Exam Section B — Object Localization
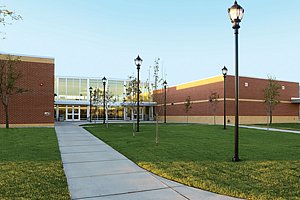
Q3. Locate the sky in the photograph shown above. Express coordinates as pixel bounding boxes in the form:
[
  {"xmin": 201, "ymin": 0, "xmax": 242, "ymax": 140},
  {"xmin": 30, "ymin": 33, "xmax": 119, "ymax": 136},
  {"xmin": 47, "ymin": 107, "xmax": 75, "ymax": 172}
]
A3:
[{"xmin": 0, "ymin": 0, "xmax": 300, "ymax": 86}]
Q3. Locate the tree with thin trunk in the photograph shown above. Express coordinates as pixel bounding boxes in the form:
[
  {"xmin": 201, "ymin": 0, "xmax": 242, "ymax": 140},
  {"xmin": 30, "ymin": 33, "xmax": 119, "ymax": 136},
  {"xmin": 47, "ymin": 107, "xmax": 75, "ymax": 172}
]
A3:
[
  {"xmin": 184, "ymin": 96, "xmax": 192, "ymax": 123},
  {"xmin": 124, "ymin": 75, "xmax": 139, "ymax": 135},
  {"xmin": 0, "ymin": 6, "xmax": 22, "ymax": 38},
  {"xmin": 0, "ymin": 56, "xmax": 27, "ymax": 128},
  {"xmin": 92, "ymin": 87, "xmax": 114, "ymax": 128},
  {"xmin": 263, "ymin": 76, "xmax": 281, "ymax": 126},
  {"xmin": 209, "ymin": 92, "xmax": 219, "ymax": 125},
  {"xmin": 152, "ymin": 58, "xmax": 163, "ymax": 145},
  {"xmin": 104, "ymin": 86, "xmax": 117, "ymax": 128}
]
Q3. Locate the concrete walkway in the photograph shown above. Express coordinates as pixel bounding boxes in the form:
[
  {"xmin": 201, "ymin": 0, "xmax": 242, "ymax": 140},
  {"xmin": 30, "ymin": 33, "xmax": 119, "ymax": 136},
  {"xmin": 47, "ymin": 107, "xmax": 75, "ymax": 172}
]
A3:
[
  {"xmin": 239, "ymin": 125, "xmax": 300, "ymax": 134},
  {"xmin": 55, "ymin": 122, "xmax": 238, "ymax": 200}
]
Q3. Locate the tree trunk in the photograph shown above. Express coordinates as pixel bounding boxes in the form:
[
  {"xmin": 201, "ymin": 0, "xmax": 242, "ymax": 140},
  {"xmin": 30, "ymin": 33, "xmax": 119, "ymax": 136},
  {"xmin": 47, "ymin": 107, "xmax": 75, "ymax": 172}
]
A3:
[
  {"xmin": 132, "ymin": 107, "xmax": 135, "ymax": 136},
  {"xmin": 186, "ymin": 112, "xmax": 189, "ymax": 124},
  {"xmin": 270, "ymin": 110, "xmax": 273, "ymax": 125},
  {"xmin": 214, "ymin": 112, "xmax": 216, "ymax": 125},
  {"xmin": 4, "ymin": 104, "xmax": 9, "ymax": 128},
  {"xmin": 106, "ymin": 107, "xmax": 108, "ymax": 128},
  {"xmin": 156, "ymin": 119, "xmax": 158, "ymax": 145}
]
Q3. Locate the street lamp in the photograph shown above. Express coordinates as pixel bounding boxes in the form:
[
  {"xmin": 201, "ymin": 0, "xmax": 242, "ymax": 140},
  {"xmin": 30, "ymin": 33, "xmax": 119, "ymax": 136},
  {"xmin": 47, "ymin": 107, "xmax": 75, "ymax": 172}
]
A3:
[
  {"xmin": 89, "ymin": 86, "xmax": 93, "ymax": 123},
  {"xmin": 134, "ymin": 55, "xmax": 143, "ymax": 132},
  {"xmin": 222, "ymin": 66, "xmax": 228, "ymax": 130},
  {"xmin": 228, "ymin": 0, "xmax": 244, "ymax": 162},
  {"xmin": 163, "ymin": 80, "xmax": 167, "ymax": 123},
  {"xmin": 102, "ymin": 77, "xmax": 107, "ymax": 124}
]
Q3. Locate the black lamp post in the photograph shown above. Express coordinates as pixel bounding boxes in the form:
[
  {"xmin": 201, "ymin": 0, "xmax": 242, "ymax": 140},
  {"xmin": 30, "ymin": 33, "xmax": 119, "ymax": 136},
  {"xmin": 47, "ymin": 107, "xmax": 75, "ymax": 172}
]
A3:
[
  {"xmin": 222, "ymin": 66, "xmax": 228, "ymax": 129},
  {"xmin": 89, "ymin": 87, "xmax": 93, "ymax": 123},
  {"xmin": 228, "ymin": 0, "xmax": 244, "ymax": 162},
  {"xmin": 102, "ymin": 77, "xmax": 107, "ymax": 124},
  {"xmin": 134, "ymin": 55, "xmax": 143, "ymax": 132},
  {"xmin": 163, "ymin": 80, "xmax": 167, "ymax": 123}
]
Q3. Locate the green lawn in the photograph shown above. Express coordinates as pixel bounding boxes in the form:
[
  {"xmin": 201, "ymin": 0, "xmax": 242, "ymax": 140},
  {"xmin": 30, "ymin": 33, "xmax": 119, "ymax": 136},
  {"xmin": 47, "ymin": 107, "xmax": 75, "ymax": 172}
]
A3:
[
  {"xmin": 0, "ymin": 128, "xmax": 70, "ymax": 199},
  {"xmin": 253, "ymin": 123, "xmax": 300, "ymax": 131},
  {"xmin": 85, "ymin": 123, "xmax": 300, "ymax": 200}
]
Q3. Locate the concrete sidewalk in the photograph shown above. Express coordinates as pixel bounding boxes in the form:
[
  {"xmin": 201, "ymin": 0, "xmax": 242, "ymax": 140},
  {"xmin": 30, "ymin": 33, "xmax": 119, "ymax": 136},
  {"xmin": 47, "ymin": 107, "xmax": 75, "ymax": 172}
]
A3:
[
  {"xmin": 239, "ymin": 125, "xmax": 300, "ymax": 134},
  {"xmin": 55, "ymin": 122, "xmax": 238, "ymax": 200}
]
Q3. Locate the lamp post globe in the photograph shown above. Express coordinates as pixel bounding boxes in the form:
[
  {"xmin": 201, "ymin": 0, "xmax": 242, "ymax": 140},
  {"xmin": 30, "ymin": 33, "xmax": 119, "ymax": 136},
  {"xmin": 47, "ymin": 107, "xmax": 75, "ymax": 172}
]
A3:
[
  {"xmin": 134, "ymin": 55, "xmax": 142, "ymax": 132},
  {"xmin": 222, "ymin": 66, "xmax": 228, "ymax": 77},
  {"xmin": 228, "ymin": 0, "xmax": 244, "ymax": 162},
  {"xmin": 134, "ymin": 55, "xmax": 143, "ymax": 69},
  {"xmin": 163, "ymin": 80, "xmax": 167, "ymax": 123},
  {"xmin": 102, "ymin": 77, "xmax": 107, "ymax": 124},
  {"xmin": 228, "ymin": 0, "xmax": 244, "ymax": 29},
  {"xmin": 89, "ymin": 86, "xmax": 93, "ymax": 123},
  {"xmin": 163, "ymin": 80, "xmax": 167, "ymax": 87}
]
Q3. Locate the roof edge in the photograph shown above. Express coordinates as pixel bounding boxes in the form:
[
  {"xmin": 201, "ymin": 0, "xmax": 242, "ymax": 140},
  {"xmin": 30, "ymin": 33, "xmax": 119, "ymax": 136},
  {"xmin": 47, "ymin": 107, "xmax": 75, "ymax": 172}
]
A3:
[
  {"xmin": 175, "ymin": 75, "xmax": 223, "ymax": 90},
  {"xmin": 0, "ymin": 53, "xmax": 54, "ymax": 64}
]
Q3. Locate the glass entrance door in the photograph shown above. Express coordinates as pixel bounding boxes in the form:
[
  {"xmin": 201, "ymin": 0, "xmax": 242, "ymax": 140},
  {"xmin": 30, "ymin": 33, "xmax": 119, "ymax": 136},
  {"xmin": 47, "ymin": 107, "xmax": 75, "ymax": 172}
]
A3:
[
  {"xmin": 66, "ymin": 106, "xmax": 81, "ymax": 121},
  {"xmin": 73, "ymin": 106, "xmax": 80, "ymax": 120}
]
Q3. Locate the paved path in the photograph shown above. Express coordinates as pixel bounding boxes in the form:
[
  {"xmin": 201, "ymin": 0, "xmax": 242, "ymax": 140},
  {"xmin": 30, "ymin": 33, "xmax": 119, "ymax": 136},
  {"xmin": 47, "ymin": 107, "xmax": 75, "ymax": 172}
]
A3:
[
  {"xmin": 239, "ymin": 125, "xmax": 300, "ymax": 134},
  {"xmin": 55, "ymin": 122, "xmax": 238, "ymax": 200}
]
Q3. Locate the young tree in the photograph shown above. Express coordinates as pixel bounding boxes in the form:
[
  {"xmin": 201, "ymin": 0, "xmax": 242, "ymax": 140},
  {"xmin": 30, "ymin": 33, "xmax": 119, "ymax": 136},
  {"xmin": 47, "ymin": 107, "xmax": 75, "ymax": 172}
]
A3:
[
  {"xmin": 152, "ymin": 58, "xmax": 163, "ymax": 145},
  {"xmin": 209, "ymin": 92, "xmax": 219, "ymax": 125},
  {"xmin": 92, "ymin": 87, "xmax": 115, "ymax": 127},
  {"xmin": 0, "ymin": 56, "xmax": 27, "ymax": 128},
  {"xmin": 124, "ymin": 75, "xmax": 139, "ymax": 135},
  {"xmin": 104, "ymin": 86, "xmax": 117, "ymax": 128},
  {"xmin": 91, "ymin": 88, "xmax": 101, "ymax": 120},
  {"xmin": 184, "ymin": 96, "xmax": 192, "ymax": 123},
  {"xmin": 0, "ymin": 6, "xmax": 22, "ymax": 38},
  {"xmin": 263, "ymin": 76, "xmax": 281, "ymax": 125}
]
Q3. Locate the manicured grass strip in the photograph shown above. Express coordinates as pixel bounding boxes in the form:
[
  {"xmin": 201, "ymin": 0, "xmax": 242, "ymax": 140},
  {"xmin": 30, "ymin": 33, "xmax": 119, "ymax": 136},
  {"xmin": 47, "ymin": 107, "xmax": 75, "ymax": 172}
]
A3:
[
  {"xmin": 0, "ymin": 161, "xmax": 69, "ymax": 199},
  {"xmin": 253, "ymin": 123, "xmax": 300, "ymax": 131},
  {"xmin": 0, "ymin": 128, "xmax": 70, "ymax": 199},
  {"xmin": 0, "ymin": 128, "xmax": 61, "ymax": 161},
  {"xmin": 85, "ymin": 123, "xmax": 300, "ymax": 200},
  {"xmin": 139, "ymin": 161, "xmax": 300, "ymax": 200}
]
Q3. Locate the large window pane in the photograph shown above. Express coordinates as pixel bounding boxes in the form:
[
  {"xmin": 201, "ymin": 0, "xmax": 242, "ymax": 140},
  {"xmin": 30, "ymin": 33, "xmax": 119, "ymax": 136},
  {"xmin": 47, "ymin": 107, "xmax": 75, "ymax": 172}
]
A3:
[{"xmin": 58, "ymin": 78, "xmax": 66, "ymax": 99}]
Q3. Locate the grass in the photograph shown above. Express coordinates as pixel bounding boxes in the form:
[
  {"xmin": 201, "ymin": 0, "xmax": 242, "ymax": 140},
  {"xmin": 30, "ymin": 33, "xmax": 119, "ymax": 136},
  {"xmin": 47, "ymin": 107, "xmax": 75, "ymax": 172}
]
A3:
[
  {"xmin": 85, "ymin": 123, "xmax": 300, "ymax": 200},
  {"xmin": 0, "ymin": 128, "xmax": 70, "ymax": 199},
  {"xmin": 252, "ymin": 123, "xmax": 300, "ymax": 131}
]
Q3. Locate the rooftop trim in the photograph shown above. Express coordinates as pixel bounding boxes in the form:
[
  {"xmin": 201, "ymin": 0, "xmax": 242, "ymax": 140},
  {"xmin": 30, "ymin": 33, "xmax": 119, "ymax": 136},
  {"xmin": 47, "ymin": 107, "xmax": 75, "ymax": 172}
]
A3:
[
  {"xmin": 0, "ymin": 53, "xmax": 54, "ymax": 64},
  {"xmin": 175, "ymin": 75, "xmax": 223, "ymax": 90}
]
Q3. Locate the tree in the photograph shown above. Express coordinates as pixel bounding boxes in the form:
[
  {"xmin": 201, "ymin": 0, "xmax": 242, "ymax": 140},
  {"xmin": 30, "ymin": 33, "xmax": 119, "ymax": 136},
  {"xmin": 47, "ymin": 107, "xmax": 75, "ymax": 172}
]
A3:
[
  {"xmin": 152, "ymin": 58, "xmax": 163, "ymax": 145},
  {"xmin": 0, "ymin": 56, "xmax": 27, "ymax": 128},
  {"xmin": 263, "ymin": 76, "xmax": 281, "ymax": 125},
  {"xmin": 184, "ymin": 96, "xmax": 192, "ymax": 123},
  {"xmin": 0, "ymin": 6, "xmax": 22, "ymax": 38},
  {"xmin": 209, "ymin": 92, "xmax": 219, "ymax": 125},
  {"xmin": 92, "ymin": 87, "xmax": 115, "ymax": 128},
  {"xmin": 124, "ymin": 75, "xmax": 139, "ymax": 135},
  {"xmin": 104, "ymin": 86, "xmax": 117, "ymax": 128}
]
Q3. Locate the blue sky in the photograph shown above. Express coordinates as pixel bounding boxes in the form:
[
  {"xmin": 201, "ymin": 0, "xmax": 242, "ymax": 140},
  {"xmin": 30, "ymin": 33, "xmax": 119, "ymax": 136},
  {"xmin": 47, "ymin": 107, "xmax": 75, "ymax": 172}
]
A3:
[{"xmin": 1, "ymin": 0, "xmax": 300, "ymax": 86}]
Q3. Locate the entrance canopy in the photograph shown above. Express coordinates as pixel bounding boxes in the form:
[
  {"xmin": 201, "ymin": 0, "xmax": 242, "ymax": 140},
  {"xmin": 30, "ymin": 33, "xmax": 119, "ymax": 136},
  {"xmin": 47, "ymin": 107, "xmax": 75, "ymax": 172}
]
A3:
[
  {"xmin": 55, "ymin": 100, "xmax": 89, "ymax": 106},
  {"xmin": 291, "ymin": 98, "xmax": 300, "ymax": 103}
]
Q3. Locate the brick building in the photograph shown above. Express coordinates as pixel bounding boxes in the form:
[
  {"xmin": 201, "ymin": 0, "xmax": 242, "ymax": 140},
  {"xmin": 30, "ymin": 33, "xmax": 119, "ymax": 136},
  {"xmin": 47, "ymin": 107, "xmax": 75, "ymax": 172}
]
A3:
[
  {"xmin": 0, "ymin": 54, "xmax": 54, "ymax": 127},
  {"xmin": 1, "ymin": 53, "xmax": 299, "ymax": 126},
  {"xmin": 155, "ymin": 76, "xmax": 300, "ymax": 124}
]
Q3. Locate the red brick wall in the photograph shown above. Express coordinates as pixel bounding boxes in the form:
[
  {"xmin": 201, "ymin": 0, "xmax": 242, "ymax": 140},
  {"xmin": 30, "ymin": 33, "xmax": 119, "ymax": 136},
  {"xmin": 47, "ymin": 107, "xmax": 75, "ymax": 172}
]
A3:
[
  {"xmin": 0, "ymin": 59, "xmax": 54, "ymax": 125},
  {"xmin": 155, "ymin": 76, "xmax": 299, "ymax": 117},
  {"xmin": 227, "ymin": 76, "xmax": 299, "ymax": 101}
]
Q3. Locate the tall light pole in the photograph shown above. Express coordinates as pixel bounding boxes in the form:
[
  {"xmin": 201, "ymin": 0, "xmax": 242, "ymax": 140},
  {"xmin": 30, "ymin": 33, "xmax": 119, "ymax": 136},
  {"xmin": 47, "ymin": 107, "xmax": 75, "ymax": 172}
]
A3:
[
  {"xmin": 228, "ymin": 0, "xmax": 244, "ymax": 162},
  {"xmin": 163, "ymin": 80, "xmax": 167, "ymax": 123},
  {"xmin": 89, "ymin": 87, "xmax": 93, "ymax": 123},
  {"xmin": 134, "ymin": 55, "xmax": 143, "ymax": 132},
  {"xmin": 222, "ymin": 66, "xmax": 228, "ymax": 129},
  {"xmin": 102, "ymin": 77, "xmax": 107, "ymax": 124}
]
